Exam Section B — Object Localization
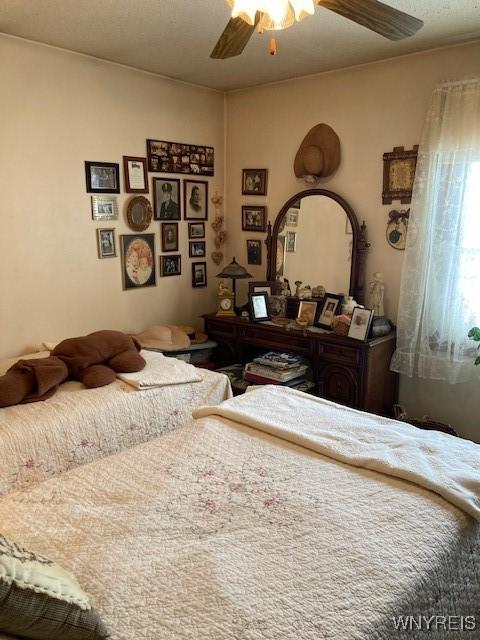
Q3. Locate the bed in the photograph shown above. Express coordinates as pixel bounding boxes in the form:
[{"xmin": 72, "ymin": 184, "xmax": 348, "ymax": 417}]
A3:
[
  {"xmin": 0, "ymin": 386, "xmax": 478, "ymax": 640},
  {"xmin": 0, "ymin": 350, "xmax": 231, "ymax": 496}
]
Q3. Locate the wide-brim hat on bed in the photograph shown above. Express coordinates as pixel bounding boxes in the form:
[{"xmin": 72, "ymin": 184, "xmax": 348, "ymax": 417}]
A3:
[
  {"xmin": 294, "ymin": 123, "xmax": 341, "ymax": 179},
  {"xmin": 134, "ymin": 326, "xmax": 191, "ymax": 352},
  {"xmin": 177, "ymin": 326, "xmax": 208, "ymax": 345}
]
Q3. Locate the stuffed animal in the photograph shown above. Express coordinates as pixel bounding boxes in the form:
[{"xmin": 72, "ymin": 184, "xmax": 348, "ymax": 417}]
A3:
[{"xmin": 0, "ymin": 330, "xmax": 145, "ymax": 408}]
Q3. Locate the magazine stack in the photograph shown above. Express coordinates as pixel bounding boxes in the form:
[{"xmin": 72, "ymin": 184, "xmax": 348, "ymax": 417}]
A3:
[{"xmin": 243, "ymin": 351, "xmax": 312, "ymax": 390}]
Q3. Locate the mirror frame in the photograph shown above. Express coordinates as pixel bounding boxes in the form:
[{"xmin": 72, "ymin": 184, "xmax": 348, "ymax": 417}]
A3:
[{"xmin": 266, "ymin": 189, "xmax": 369, "ymax": 304}]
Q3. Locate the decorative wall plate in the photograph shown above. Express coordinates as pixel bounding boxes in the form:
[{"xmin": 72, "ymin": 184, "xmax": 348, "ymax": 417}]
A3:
[
  {"xmin": 126, "ymin": 196, "xmax": 152, "ymax": 232},
  {"xmin": 386, "ymin": 209, "xmax": 410, "ymax": 250}
]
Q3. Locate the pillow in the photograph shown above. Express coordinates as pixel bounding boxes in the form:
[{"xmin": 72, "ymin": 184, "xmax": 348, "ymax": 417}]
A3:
[{"xmin": 0, "ymin": 533, "xmax": 108, "ymax": 640}]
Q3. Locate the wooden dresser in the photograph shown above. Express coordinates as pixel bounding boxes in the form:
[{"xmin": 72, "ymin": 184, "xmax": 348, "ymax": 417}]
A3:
[{"xmin": 204, "ymin": 314, "xmax": 398, "ymax": 416}]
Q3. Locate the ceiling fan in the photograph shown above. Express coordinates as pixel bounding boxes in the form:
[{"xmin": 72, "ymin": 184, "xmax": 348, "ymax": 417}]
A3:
[{"xmin": 211, "ymin": 0, "xmax": 424, "ymax": 59}]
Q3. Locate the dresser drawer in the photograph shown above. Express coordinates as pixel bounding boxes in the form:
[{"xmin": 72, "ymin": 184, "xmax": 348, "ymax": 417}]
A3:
[
  {"xmin": 205, "ymin": 320, "xmax": 236, "ymax": 339},
  {"xmin": 241, "ymin": 327, "xmax": 311, "ymax": 354},
  {"xmin": 318, "ymin": 342, "xmax": 359, "ymax": 365}
]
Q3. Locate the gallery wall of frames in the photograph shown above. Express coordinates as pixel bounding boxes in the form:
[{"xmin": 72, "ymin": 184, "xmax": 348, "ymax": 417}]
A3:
[{"xmin": 85, "ymin": 141, "xmax": 214, "ymax": 291}]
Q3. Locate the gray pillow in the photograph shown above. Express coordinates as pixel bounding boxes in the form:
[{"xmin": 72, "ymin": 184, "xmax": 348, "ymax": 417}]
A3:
[{"xmin": 0, "ymin": 534, "xmax": 108, "ymax": 640}]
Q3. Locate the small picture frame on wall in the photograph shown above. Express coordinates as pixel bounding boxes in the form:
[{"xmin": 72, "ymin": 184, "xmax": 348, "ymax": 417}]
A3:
[
  {"xmin": 192, "ymin": 261, "xmax": 207, "ymax": 288},
  {"xmin": 246, "ymin": 239, "xmax": 262, "ymax": 265},
  {"xmin": 315, "ymin": 293, "xmax": 343, "ymax": 330},
  {"xmin": 189, "ymin": 241, "xmax": 206, "ymax": 258},
  {"xmin": 121, "ymin": 234, "xmax": 156, "ymax": 290},
  {"xmin": 97, "ymin": 228, "xmax": 116, "ymax": 259},
  {"xmin": 188, "ymin": 222, "xmax": 205, "ymax": 239},
  {"xmin": 153, "ymin": 178, "xmax": 181, "ymax": 220},
  {"xmin": 161, "ymin": 223, "xmax": 179, "ymax": 252},
  {"xmin": 348, "ymin": 307, "xmax": 374, "ymax": 341},
  {"xmin": 242, "ymin": 169, "xmax": 268, "ymax": 196},
  {"xmin": 85, "ymin": 161, "xmax": 120, "ymax": 194},
  {"xmin": 91, "ymin": 195, "xmax": 119, "ymax": 221},
  {"xmin": 242, "ymin": 206, "xmax": 267, "ymax": 232},
  {"xmin": 123, "ymin": 156, "xmax": 148, "ymax": 194},
  {"xmin": 184, "ymin": 180, "xmax": 208, "ymax": 220},
  {"xmin": 160, "ymin": 254, "xmax": 182, "ymax": 277},
  {"xmin": 382, "ymin": 146, "xmax": 418, "ymax": 204}
]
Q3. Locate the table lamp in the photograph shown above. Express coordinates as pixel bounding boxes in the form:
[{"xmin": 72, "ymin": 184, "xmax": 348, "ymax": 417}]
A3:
[{"xmin": 216, "ymin": 257, "xmax": 252, "ymax": 313}]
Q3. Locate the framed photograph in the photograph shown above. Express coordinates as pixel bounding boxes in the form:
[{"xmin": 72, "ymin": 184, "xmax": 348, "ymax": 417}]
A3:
[
  {"xmin": 348, "ymin": 307, "xmax": 374, "ymax": 341},
  {"xmin": 248, "ymin": 280, "xmax": 277, "ymax": 297},
  {"xmin": 189, "ymin": 241, "xmax": 206, "ymax": 258},
  {"xmin": 160, "ymin": 254, "xmax": 182, "ymax": 277},
  {"xmin": 242, "ymin": 169, "xmax": 268, "ymax": 196},
  {"xmin": 188, "ymin": 222, "xmax": 205, "ymax": 239},
  {"xmin": 123, "ymin": 156, "xmax": 148, "ymax": 193},
  {"xmin": 297, "ymin": 301, "xmax": 317, "ymax": 327},
  {"xmin": 85, "ymin": 161, "xmax": 120, "ymax": 194},
  {"xmin": 121, "ymin": 234, "xmax": 156, "ymax": 290},
  {"xmin": 126, "ymin": 196, "xmax": 152, "ymax": 232},
  {"xmin": 242, "ymin": 206, "xmax": 267, "ymax": 232},
  {"xmin": 153, "ymin": 178, "xmax": 181, "ymax": 220},
  {"xmin": 382, "ymin": 145, "xmax": 418, "ymax": 204},
  {"xmin": 147, "ymin": 139, "xmax": 214, "ymax": 176},
  {"xmin": 248, "ymin": 292, "xmax": 270, "ymax": 322},
  {"xmin": 184, "ymin": 180, "xmax": 208, "ymax": 220},
  {"xmin": 161, "ymin": 223, "xmax": 179, "ymax": 252},
  {"xmin": 91, "ymin": 195, "xmax": 119, "ymax": 221},
  {"xmin": 286, "ymin": 231, "xmax": 297, "ymax": 253},
  {"xmin": 315, "ymin": 294, "xmax": 343, "ymax": 330},
  {"xmin": 246, "ymin": 239, "xmax": 262, "ymax": 265},
  {"xmin": 96, "ymin": 228, "xmax": 116, "ymax": 259},
  {"xmin": 192, "ymin": 261, "xmax": 207, "ymax": 288},
  {"xmin": 286, "ymin": 208, "xmax": 299, "ymax": 227}
]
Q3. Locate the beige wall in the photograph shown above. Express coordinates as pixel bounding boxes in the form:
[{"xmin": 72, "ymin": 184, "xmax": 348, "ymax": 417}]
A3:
[
  {"xmin": 225, "ymin": 41, "xmax": 480, "ymax": 441},
  {"xmin": 0, "ymin": 35, "xmax": 224, "ymax": 358}
]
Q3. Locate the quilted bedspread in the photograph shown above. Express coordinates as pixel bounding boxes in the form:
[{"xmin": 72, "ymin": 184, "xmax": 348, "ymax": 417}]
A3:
[
  {"xmin": 0, "ymin": 364, "xmax": 231, "ymax": 496},
  {"xmin": 0, "ymin": 397, "xmax": 478, "ymax": 639}
]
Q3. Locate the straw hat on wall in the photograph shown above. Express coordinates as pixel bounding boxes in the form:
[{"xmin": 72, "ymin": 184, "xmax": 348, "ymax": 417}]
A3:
[{"xmin": 294, "ymin": 124, "xmax": 341, "ymax": 181}]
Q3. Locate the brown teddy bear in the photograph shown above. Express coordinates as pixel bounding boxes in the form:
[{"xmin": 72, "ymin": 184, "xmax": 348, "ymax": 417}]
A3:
[{"xmin": 0, "ymin": 330, "xmax": 145, "ymax": 408}]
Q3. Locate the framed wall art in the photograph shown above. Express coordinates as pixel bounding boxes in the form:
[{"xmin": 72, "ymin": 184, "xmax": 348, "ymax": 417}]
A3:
[
  {"xmin": 147, "ymin": 139, "xmax": 214, "ymax": 176},
  {"xmin": 189, "ymin": 241, "xmax": 206, "ymax": 258},
  {"xmin": 153, "ymin": 178, "xmax": 181, "ymax": 220},
  {"xmin": 315, "ymin": 293, "xmax": 343, "ymax": 330},
  {"xmin": 242, "ymin": 169, "xmax": 268, "ymax": 196},
  {"xmin": 161, "ymin": 223, "xmax": 179, "ymax": 252},
  {"xmin": 126, "ymin": 196, "xmax": 152, "ymax": 232},
  {"xmin": 286, "ymin": 207, "xmax": 299, "ymax": 227},
  {"xmin": 91, "ymin": 195, "xmax": 119, "ymax": 221},
  {"xmin": 184, "ymin": 180, "xmax": 208, "ymax": 220},
  {"xmin": 382, "ymin": 145, "xmax": 418, "ymax": 204},
  {"xmin": 96, "ymin": 228, "xmax": 116, "ymax": 259},
  {"xmin": 192, "ymin": 261, "xmax": 207, "ymax": 288},
  {"xmin": 123, "ymin": 156, "xmax": 148, "ymax": 194},
  {"xmin": 85, "ymin": 161, "xmax": 120, "ymax": 194},
  {"xmin": 188, "ymin": 222, "xmax": 205, "ymax": 239},
  {"xmin": 242, "ymin": 206, "xmax": 267, "ymax": 232},
  {"xmin": 160, "ymin": 254, "xmax": 182, "ymax": 277},
  {"xmin": 121, "ymin": 234, "xmax": 156, "ymax": 290},
  {"xmin": 246, "ymin": 239, "xmax": 262, "ymax": 265},
  {"xmin": 286, "ymin": 231, "xmax": 297, "ymax": 253}
]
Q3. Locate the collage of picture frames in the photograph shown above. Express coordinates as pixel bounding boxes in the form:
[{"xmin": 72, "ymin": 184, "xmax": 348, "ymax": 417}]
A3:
[
  {"xmin": 86, "ymin": 139, "xmax": 214, "ymax": 291},
  {"xmin": 241, "ymin": 168, "xmax": 269, "ymax": 267}
]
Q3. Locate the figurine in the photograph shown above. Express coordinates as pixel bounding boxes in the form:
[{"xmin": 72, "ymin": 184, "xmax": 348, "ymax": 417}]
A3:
[
  {"xmin": 280, "ymin": 279, "xmax": 290, "ymax": 297},
  {"xmin": 218, "ymin": 281, "xmax": 231, "ymax": 297},
  {"xmin": 294, "ymin": 280, "xmax": 303, "ymax": 297},
  {"xmin": 369, "ymin": 272, "xmax": 385, "ymax": 317},
  {"xmin": 312, "ymin": 285, "xmax": 326, "ymax": 298},
  {"xmin": 298, "ymin": 284, "xmax": 312, "ymax": 300}
]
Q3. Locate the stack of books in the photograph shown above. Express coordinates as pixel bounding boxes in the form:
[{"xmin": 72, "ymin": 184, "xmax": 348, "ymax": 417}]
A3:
[{"xmin": 243, "ymin": 352, "xmax": 309, "ymax": 387}]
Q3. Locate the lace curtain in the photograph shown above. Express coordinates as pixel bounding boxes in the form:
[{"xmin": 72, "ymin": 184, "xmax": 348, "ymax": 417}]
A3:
[{"xmin": 391, "ymin": 78, "xmax": 480, "ymax": 384}]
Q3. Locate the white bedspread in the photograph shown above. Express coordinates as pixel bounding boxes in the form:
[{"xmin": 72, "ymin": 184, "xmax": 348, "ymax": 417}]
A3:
[
  {"xmin": 117, "ymin": 351, "xmax": 202, "ymax": 389},
  {"xmin": 0, "ymin": 394, "xmax": 478, "ymax": 640},
  {"xmin": 194, "ymin": 385, "xmax": 480, "ymax": 520},
  {"xmin": 0, "ymin": 360, "xmax": 231, "ymax": 496}
]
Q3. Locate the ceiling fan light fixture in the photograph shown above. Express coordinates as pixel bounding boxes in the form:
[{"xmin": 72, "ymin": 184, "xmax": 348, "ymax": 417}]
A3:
[{"xmin": 226, "ymin": 0, "xmax": 315, "ymax": 30}]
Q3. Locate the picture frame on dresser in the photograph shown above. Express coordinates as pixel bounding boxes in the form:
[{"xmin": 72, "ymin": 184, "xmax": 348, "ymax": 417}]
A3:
[
  {"xmin": 348, "ymin": 307, "xmax": 374, "ymax": 341},
  {"xmin": 248, "ymin": 292, "xmax": 270, "ymax": 322},
  {"xmin": 315, "ymin": 294, "xmax": 343, "ymax": 330}
]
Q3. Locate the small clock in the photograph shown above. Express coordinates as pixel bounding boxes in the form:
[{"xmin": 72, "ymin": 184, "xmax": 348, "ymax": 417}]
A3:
[{"xmin": 217, "ymin": 292, "xmax": 235, "ymax": 316}]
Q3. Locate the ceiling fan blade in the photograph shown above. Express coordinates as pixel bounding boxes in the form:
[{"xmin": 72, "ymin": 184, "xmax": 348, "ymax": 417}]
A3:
[
  {"xmin": 317, "ymin": 0, "xmax": 423, "ymax": 40},
  {"xmin": 211, "ymin": 14, "xmax": 259, "ymax": 59}
]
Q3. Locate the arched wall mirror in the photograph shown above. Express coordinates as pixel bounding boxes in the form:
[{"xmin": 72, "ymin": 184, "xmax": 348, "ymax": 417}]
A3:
[{"xmin": 266, "ymin": 189, "xmax": 369, "ymax": 303}]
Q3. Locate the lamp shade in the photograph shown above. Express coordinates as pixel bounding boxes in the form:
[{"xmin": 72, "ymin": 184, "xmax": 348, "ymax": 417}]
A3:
[{"xmin": 216, "ymin": 257, "xmax": 252, "ymax": 280}]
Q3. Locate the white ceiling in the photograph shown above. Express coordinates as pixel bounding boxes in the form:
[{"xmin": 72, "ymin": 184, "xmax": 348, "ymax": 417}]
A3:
[{"xmin": 1, "ymin": 0, "xmax": 479, "ymax": 91}]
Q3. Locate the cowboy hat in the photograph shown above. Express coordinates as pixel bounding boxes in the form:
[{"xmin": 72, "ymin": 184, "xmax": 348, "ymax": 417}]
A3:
[
  {"xmin": 133, "ymin": 326, "xmax": 191, "ymax": 352},
  {"xmin": 294, "ymin": 123, "xmax": 341, "ymax": 180},
  {"xmin": 177, "ymin": 326, "xmax": 209, "ymax": 345}
]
